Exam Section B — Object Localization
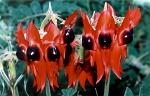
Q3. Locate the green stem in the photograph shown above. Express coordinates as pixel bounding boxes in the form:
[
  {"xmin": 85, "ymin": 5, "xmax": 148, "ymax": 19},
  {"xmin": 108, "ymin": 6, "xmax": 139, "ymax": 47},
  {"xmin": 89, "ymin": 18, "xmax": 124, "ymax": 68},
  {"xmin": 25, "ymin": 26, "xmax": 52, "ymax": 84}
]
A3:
[
  {"xmin": 19, "ymin": 13, "xmax": 46, "ymax": 22},
  {"xmin": 10, "ymin": 86, "xmax": 19, "ymax": 96},
  {"xmin": 104, "ymin": 72, "xmax": 111, "ymax": 96},
  {"xmin": 46, "ymin": 80, "xmax": 51, "ymax": 96},
  {"xmin": 75, "ymin": 80, "xmax": 79, "ymax": 90},
  {"xmin": 78, "ymin": 46, "xmax": 84, "ymax": 60},
  {"xmin": 8, "ymin": 61, "xmax": 19, "ymax": 96}
]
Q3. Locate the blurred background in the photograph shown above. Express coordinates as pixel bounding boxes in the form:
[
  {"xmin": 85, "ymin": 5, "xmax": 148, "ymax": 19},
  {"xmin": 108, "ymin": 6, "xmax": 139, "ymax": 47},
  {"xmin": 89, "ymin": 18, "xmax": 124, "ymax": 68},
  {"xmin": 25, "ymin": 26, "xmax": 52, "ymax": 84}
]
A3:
[{"xmin": 0, "ymin": 0, "xmax": 150, "ymax": 96}]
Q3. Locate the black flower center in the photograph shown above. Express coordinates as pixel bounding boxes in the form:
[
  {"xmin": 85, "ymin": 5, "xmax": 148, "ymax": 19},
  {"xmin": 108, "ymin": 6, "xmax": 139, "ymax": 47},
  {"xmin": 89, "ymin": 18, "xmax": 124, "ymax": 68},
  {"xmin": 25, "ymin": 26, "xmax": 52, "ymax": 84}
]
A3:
[
  {"xmin": 98, "ymin": 34, "xmax": 112, "ymax": 48},
  {"xmin": 64, "ymin": 28, "xmax": 75, "ymax": 44},
  {"xmin": 82, "ymin": 36, "xmax": 93, "ymax": 50},
  {"xmin": 27, "ymin": 47, "xmax": 40, "ymax": 61},
  {"xmin": 122, "ymin": 29, "xmax": 133, "ymax": 44},
  {"xmin": 64, "ymin": 44, "xmax": 73, "ymax": 65},
  {"xmin": 47, "ymin": 46, "xmax": 60, "ymax": 61},
  {"xmin": 16, "ymin": 46, "xmax": 26, "ymax": 61}
]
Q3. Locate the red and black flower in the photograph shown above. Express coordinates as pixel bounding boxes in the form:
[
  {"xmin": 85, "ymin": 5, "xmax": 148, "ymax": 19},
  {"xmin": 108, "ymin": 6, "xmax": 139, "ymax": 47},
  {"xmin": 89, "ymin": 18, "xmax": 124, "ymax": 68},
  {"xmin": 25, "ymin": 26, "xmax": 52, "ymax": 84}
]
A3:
[
  {"xmin": 16, "ymin": 21, "xmax": 47, "ymax": 91},
  {"xmin": 94, "ymin": 2, "xmax": 141, "ymax": 82},
  {"xmin": 16, "ymin": 10, "xmax": 79, "ymax": 91},
  {"xmin": 42, "ymin": 22, "xmax": 65, "ymax": 90},
  {"xmin": 59, "ymin": 10, "xmax": 79, "ymax": 83},
  {"xmin": 15, "ymin": 2, "xmax": 141, "ymax": 91}
]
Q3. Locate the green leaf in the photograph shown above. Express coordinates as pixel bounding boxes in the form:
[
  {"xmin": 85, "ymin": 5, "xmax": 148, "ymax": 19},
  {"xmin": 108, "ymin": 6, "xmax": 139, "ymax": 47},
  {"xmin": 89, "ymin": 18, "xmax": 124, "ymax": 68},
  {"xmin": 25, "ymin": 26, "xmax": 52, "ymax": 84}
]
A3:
[
  {"xmin": 0, "ymin": 2, "xmax": 8, "ymax": 14},
  {"xmin": 0, "ymin": 76, "xmax": 5, "ymax": 96},
  {"xmin": 30, "ymin": 1, "xmax": 42, "ymax": 14},
  {"xmin": 124, "ymin": 87, "xmax": 134, "ymax": 96},
  {"xmin": 0, "ymin": 37, "xmax": 8, "ymax": 48},
  {"xmin": 9, "ymin": 5, "xmax": 32, "ymax": 20},
  {"xmin": 45, "ymin": 80, "xmax": 51, "ymax": 96},
  {"xmin": 24, "ymin": 76, "xmax": 29, "ymax": 96},
  {"xmin": 139, "ymin": 75, "xmax": 150, "ymax": 96},
  {"xmin": 61, "ymin": 88, "xmax": 77, "ymax": 96}
]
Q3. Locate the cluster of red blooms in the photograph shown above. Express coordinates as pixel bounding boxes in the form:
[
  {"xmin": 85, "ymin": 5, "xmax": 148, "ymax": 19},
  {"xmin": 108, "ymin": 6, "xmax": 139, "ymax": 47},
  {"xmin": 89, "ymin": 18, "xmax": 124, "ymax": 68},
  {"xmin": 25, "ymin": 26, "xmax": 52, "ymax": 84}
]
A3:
[{"xmin": 15, "ymin": 3, "xmax": 141, "ymax": 91}]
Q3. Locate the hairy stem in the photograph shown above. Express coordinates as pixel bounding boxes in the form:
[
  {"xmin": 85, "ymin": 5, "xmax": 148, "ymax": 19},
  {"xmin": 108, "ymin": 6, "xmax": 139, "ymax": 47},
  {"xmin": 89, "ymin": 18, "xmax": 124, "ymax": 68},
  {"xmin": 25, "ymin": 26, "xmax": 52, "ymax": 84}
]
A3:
[
  {"xmin": 104, "ymin": 71, "xmax": 111, "ymax": 96},
  {"xmin": 46, "ymin": 80, "xmax": 51, "ymax": 96}
]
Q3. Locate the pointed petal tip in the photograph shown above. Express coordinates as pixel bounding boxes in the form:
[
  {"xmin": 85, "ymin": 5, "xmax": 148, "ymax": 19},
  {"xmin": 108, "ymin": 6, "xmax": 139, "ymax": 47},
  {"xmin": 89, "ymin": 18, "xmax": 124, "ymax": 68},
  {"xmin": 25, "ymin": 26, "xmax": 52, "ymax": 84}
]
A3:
[
  {"xmin": 103, "ymin": 2, "xmax": 108, "ymax": 11},
  {"xmin": 29, "ymin": 20, "xmax": 34, "ymax": 25},
  {"xmin": 103, "ymin": 2, "xmax": 111, "ymax": 12},
  {"xmin": 74, "ymin": 9, "xmax": 78, "ymax": 14},
  {"xmin": 27, "ymin": 20, "xmax": 34, "ymax": 29},
  {"xmin": 96, "ymin": 79, "xmax": 100, "ymax": 84},
  {"xmin": 96, "ymin": 75, "xmax": 103, "ymax": 84},
  {"xmin": 113, "ymin": 70, "xmax": 122, "ymax": 80},
  {"xmin": 17, "ymin": 22, "xmax": 22, "ymax": 28},
  {"xmin": 64, "ymin": 9, "xmax": 78, "ymax": 28},
  {"xmin": 80, "ymin": 10, "xmax": 85, "ymax": 17}
]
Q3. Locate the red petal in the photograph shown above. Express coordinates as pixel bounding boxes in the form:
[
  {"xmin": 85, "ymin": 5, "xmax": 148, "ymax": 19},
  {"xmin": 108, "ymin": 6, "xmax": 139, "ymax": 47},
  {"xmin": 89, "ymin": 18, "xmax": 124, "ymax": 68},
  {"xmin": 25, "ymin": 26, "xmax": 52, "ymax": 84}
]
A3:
[
  {"xmin": 95, "ymin": 8, "xmax": 115, "ymax": 39},
  {"xmin": 80, "ymin": 10, "xmax": 94, "ymax": 35},
  {"xmin": 87, "ymin": 72, "xmax": 94, "ymax": 86},
  {"xmin": 111, "ymin": 41, "xmax": 122, "ymax": 79},
  {"xmin": 64, "ymin": 10, "xmax": 78, "ymax": 28},
  {"xmin": 101, "ymin": 49, "xmax": 111, "ymax": 80},
  {"xmin": 47, "ymin": 62, "xmax": 59, "ymax": 90},
  {"xmin": 121, "ymin": 8, "xmax": 141, "ymax": 30},
  {"xmin": 15, "ymin": 22, "xmax": 28, "ymax": 49},
  {"xmin": 80, "ymin": 10, "xmax": 96, "ymax": 50},
  {"xmin": 90, "ymin": 50, "xmax": 96, "ymax": 67},
  {"xmin": 65, "ymin": 51, "xmax": 79, "ymax": 87},
  {"xmin": 103, "ymin": 2, "xmax": 116, "ymax": 18},
  {"xmin": 117, "ymin": 8, "xmax": 141, "ymax": 45},
  {"xmin": 121, "ymin": 45, "xmax": 127, "ymax": 59},
  {"xmin": 30, "ymin": 60, "xmax": 46, "ymax": 91},
  {"xmin": 43, "ymin": 22, "xmax": 60, "ymax": 43},
  {"xmin": 26, "ymin": 21, "xmax": 42, "ymax": 47},
  {"xmin": 79, "ymin": 71, "xmax": 87, "ymax": 90},
  {"xmin": 60, "ymin": 10, "xmax": 78, "ymax": 44},
  {"xmin": 29, "ymin": 64, "xmax": 40, "ymax": 91},
  {"xmin": 95, "ymin": 50, "xmax": 104, "ymax": 84},
  {"xmin": 94, "ymin": 12, "xmax": 100, "ymax": 27}
]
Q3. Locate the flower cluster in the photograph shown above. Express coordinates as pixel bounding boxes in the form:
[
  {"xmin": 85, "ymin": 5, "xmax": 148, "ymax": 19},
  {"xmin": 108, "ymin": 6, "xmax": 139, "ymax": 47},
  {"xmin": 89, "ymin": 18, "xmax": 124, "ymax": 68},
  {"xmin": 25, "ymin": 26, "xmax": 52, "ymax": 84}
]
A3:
[{"xmin": 15, "ymin": 2, "xmax": 141, "ymax": 91}]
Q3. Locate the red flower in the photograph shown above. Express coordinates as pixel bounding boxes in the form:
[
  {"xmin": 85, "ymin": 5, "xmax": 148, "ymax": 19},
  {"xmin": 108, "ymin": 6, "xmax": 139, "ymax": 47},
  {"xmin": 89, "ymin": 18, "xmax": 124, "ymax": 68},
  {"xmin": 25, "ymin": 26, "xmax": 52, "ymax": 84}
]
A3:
[
  {"xmin": 80, "ymin": 10, "xmax": 97, "ymax": 66},
  {"xmin": 59, "ymin": 10, "xmax": 79, "ymax": 85},
  {"xmin": 95, "ymin": 2, "xmax": 141, "ymax": 82},
  {"xmin": 65, "ymin": 10, "xmax": 100, "ymax": 90},
  {"xmin": 80, "ymin": 2, "xmax": 141, "ymax": 84},
  {"xmin": 74, "ymin": 51, "xmax": 95, "ymax": 90},
  {"xmin": 15, "ymin": 2, "xmax": 141, "ymax": 91},
  {"xmin": 16, "ymin": 21, "xmax": 46, "ymax": 91},
  {"xmin": 42, "ymin": 10, "xmax": 79, "ymax": 90},
  {"xmin": 42, "ymin": 22, "xmax": 65, "ymax": 90},
  {"xmin": 16, "ymin": 10, "xmax": 79, "ymax": 91},
  {"xmin": 113, "ymin": 6, "xmax": 141, "ymax": 78}
]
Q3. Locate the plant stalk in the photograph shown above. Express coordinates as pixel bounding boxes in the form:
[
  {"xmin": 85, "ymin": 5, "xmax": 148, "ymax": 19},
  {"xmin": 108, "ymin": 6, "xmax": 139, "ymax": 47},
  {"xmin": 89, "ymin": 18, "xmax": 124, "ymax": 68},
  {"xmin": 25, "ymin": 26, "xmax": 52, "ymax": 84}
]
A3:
[
  {"xmin": 46, "ymin": 80, "xmax": 51, "ymax": 96},
  {"xmin": 8, "ymin": 61, "xmax": 19, "ymax": 96},
  {"xmin": 104, "ymin": 71, "xmax": 111, "ymax": 96}
]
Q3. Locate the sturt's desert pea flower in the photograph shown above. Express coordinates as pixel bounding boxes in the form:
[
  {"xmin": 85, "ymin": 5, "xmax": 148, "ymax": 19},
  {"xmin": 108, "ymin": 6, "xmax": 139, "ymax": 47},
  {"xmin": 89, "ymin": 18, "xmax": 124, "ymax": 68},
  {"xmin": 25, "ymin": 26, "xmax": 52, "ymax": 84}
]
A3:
[
  {"xmin": 16, "ymin": 10, "xmax": 79, "ymax": 91},
  {"xmin": 16, "ymin": 21, "xmax": 47, "ymax": 91},
  {"xmin": 94, "ymin": 2, "xmax": 141, "ymax": 82},
  {"xmin": 15, "ymin": 2, "xmax": 141, "ymax": 91}
]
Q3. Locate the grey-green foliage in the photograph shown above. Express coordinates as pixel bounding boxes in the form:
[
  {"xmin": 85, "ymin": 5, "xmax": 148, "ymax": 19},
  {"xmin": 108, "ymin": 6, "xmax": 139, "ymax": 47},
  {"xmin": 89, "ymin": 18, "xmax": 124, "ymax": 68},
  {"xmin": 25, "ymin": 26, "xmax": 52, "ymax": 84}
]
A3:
[
  {"xmin": 62, "ymin": 88, "xmax": 77, "ymax": 96},
  {"xmin": 124, "ymin": 87, "xmax": 134, "ymax": 96},
  {"xmin": 9, "ymin": 4, "xmax": 32, "ymax": 20},
  {"xmin": 0, "ymin": 0, "xmax": 150, "ymax": 96},
  {"xmin": 139, "ymin": 75, "xmax": 150, "ymax": 96},
  {"xmin": 30, "ymin": 0, "xmax": 42, "ymax": 14}
]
